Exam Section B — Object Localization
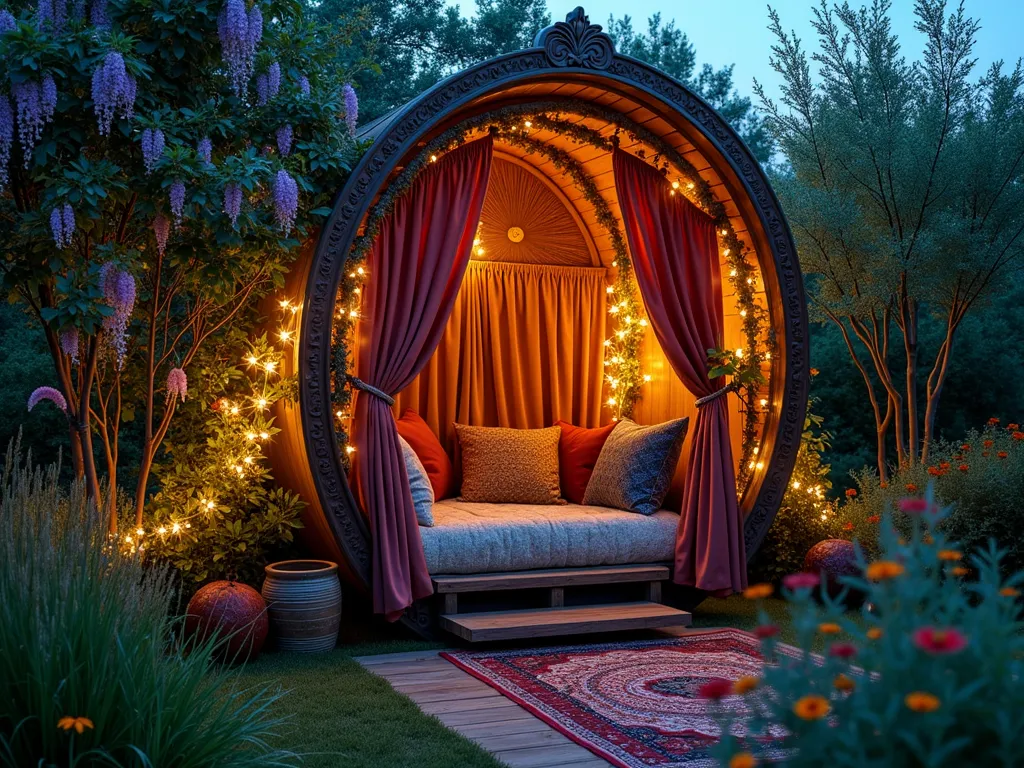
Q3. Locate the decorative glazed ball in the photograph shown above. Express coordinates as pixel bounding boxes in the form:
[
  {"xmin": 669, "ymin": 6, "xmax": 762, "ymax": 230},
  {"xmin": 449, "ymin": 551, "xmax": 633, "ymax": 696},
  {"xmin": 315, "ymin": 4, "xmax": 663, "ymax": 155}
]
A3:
[
  {"xmin": 185, "ymin": 581, "xmax": 269, "ymax": 662},
  {"xmin": 804, "ymin": 538, "xmax": 862, "ymax": 605}
]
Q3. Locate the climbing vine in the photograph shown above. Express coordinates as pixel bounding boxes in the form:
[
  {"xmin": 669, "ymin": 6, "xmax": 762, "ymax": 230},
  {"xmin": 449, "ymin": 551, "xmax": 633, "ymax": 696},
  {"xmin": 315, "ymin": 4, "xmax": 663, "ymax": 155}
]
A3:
[{"xmin": 331, "ymin": 100, "xmax": 771, "ymax": 483}]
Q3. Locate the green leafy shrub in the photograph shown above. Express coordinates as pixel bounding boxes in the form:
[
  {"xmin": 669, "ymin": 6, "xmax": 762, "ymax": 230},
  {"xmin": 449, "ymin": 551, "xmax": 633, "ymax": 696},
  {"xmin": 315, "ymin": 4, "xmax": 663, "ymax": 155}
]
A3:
[
  {"xmin": 0, "ymin": 447, "xmax": 296, "ymax": 766},
  {"xmin": 141, "ymin": 331, "xmax": 304, "ymax": 591},
  {"xmin": 840, "ymin": 421, "xmax": 1024, "ymax": 568},
  {"xmin": 714, "ymin": 487, "xmax": 1024, "ymax": 767},
  {"xmin": 749, "ymin": 405, "xmax": 841, "ymax": 584}
]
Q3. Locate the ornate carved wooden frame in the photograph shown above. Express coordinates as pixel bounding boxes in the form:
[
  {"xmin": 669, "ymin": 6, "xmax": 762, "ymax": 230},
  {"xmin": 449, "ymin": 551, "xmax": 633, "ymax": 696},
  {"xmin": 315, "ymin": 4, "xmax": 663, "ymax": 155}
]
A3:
[{"xmin": 298, "ymin": 7, "xmax": 809, "ymax": 602}]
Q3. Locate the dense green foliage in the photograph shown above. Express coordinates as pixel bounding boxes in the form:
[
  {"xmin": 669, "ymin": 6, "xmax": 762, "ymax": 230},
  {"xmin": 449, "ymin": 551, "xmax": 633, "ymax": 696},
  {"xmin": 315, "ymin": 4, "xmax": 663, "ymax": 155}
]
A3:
[
  {"xmin": 716, "ymin": 491, "xmax": 1024, "ymax": 766},
  {"xmin": 0, "ymin": 448, "xmax": 295, "ymax": 766},
  {"xmin": 141, "ymin": 330, "xmax": 304, "ymax": 590},
  {"xmin": 760, "ymin": 0, "xmax": 1024, "ymax": 477},
  {"xmin": 750, "ymin": 403, "xmax": 841, "ymax": 584}
]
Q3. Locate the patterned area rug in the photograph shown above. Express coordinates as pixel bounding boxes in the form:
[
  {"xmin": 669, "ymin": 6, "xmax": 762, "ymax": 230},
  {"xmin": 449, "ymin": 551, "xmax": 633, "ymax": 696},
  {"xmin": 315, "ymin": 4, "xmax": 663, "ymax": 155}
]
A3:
[{"xmin": 441, "ymin": 629, "xmax": 796, "ymax": 768}]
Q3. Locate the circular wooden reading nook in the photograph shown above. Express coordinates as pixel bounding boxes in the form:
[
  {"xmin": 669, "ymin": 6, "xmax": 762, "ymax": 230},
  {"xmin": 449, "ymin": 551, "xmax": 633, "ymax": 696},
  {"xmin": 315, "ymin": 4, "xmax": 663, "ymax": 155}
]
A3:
[{"xmin": 269, "ymin": 7, "xmax": 809, "ymax": 640}]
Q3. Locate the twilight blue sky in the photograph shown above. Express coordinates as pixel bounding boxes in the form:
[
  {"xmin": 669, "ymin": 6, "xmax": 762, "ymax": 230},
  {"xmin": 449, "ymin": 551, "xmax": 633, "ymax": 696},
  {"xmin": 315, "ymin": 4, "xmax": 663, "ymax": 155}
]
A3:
[{"xmin": 451, "ymin": 0, "xmax": 1023, "ymax": 106}]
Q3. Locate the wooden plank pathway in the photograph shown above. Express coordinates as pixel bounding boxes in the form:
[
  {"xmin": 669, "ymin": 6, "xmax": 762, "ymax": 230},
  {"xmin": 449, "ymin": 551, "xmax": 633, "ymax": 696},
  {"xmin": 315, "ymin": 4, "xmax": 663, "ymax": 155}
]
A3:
[{"xmin": 356, "ymin": 649, "xmax": 613, "ymax": 767}]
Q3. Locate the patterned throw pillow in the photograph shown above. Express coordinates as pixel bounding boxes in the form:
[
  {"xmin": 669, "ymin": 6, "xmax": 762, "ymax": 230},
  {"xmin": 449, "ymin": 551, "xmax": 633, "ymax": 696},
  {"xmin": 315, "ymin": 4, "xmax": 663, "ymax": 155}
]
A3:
[
  {"xmin": 398, "ymin": 435, "xmax": 435, "ymax": 526},
  {"xmin": 454, "ymin": 425, "xmax": 564, "ymax": 505},
  {"xmin": 582, "ymin": 418, "xmax": 690, "ymax": 515}
]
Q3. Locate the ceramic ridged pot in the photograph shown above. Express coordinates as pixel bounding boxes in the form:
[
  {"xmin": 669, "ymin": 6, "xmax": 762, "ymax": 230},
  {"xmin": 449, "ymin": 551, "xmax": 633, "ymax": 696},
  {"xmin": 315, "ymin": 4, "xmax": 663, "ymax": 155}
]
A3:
[{"xmin": 262, "ymin": 560, "xmax": 341, "ymax": 652}]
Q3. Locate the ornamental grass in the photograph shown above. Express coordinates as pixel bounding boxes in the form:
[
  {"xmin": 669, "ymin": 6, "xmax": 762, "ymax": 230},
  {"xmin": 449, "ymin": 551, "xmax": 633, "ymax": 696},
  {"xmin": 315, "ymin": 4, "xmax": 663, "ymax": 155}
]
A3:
[
  {"xmin": 0, "ymin": 446, "xmax": 297, "ymax": 767},
  {"xmin": 711, "ymin": 486, "xmax": 1024, "ymax": 766}
]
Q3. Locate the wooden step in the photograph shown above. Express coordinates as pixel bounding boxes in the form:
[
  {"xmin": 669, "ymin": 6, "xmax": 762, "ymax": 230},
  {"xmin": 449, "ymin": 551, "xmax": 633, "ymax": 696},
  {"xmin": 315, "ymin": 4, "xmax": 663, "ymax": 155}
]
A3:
[
  {"xmin": 432, "ymin": 564, "xmax": 670, "ymax": 594},
  {"xmin": 441, "ymin": 601, "xmax": 690, "ymax": 642}
]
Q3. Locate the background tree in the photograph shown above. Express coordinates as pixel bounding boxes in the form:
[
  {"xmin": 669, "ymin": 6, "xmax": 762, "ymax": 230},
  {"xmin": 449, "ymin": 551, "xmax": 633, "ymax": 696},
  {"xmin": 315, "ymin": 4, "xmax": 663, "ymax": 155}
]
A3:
[
  {"xmin": 607, "ymin": 13, "xmax": 774, "ymax": 165},
  {"xmin": 0, "ymin": 0, "xmax": 360, "ymax": 530},
  {"xmin": 759, "ymin": 0, "xmax": 1024, "ymax": 481},
  {"xmin": 309, "ymin": 0, "xmax": 549, "ymax": 123}
]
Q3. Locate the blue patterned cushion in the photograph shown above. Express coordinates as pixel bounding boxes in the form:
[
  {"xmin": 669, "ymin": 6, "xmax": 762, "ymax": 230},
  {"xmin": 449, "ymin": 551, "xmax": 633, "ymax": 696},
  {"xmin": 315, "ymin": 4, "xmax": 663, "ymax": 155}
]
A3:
[
  {"xmin": 399, "ymin": 435, "xmax": 435, "ymax": 526},
  {"xmin": 582, "ymin": 418, "xmax": 689, "ymax": 515}
]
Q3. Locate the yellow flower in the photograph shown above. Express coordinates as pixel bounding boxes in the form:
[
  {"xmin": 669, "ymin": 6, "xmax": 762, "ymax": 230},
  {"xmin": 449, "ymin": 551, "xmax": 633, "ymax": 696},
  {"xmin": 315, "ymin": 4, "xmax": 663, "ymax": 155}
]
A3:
[
  {"xmin": 833, "ymin": 673, "xmax": 856, "ymax": 692},
  {"xmin": 818, "ymin": 622, "xmax": 842, "ymax": 635},
  {"xmin": 937, "ymin": 550, "xmax": 962, "ymax": 561},
  {"xmin": 866, "ymin": 561, "xmax": 905, "ymax": 580},
  {"xmin": 793, "ymin": 694, "xmax": 831, "ymax": 720},
  {"xmin": 733, "ymin": 675, "xmax": 760, "ymax": 695},
  {"xmin": 743, "ymin": 583, "xmax": 774, "ymax": 600},
  {"xmin": 1000, "ymin": 587, "xmax": 1020, "ymax": 597},
  {"xmin": 951, "ymin": 566, "xmax": 969, "ymax": 577},
  {"xmin": 729, "ymin": 753, "xmax": 758, "ymax": 768},
  {"xmin": 57, "ymin": 716, "xmax": 94, "ymax": 734},
  {"xmin": 905, "ymin": 691, "xmax": 941, "ymax": 713},
  {"xmin": 866, "ymin": 627, "xmax": 883, "ymax": 640}
]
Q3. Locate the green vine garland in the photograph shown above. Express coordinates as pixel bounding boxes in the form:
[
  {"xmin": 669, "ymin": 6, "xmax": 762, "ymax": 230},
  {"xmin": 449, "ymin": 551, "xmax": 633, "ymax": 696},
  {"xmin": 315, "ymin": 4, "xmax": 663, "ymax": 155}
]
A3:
[{"xmin": 330, "ymin": 100, "xmax": 771, "ymax": 484}]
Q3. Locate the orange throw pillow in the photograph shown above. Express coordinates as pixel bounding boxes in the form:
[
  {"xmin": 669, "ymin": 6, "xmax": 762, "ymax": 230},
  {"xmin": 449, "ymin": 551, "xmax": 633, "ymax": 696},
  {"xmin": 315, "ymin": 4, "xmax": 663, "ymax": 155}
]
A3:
[
  {"xmin": 555, "ymin": 420, "xmax": 618, "ymax": 504},
  {"xmin": 396, "ymin": 410, "xmax": 453, "ymax": 500}
]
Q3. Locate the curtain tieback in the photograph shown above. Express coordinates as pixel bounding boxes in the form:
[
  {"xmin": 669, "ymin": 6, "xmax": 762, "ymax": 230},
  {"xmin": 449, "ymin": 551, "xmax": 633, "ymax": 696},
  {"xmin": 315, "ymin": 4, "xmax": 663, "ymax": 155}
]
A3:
[
  {"xmin": 695, "ymin": 384, "xmax": 732, "ymax": 408},
  {"xmin": 347, "ymin": 376, "xmax": 395, "ymax": 406}
]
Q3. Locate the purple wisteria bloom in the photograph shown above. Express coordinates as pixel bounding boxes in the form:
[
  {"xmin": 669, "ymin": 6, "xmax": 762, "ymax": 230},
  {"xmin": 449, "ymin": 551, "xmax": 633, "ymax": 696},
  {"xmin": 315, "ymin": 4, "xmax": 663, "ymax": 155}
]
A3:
[
  {"xmin": 49, "ymin": 203, "xmax": 75, "ymax": 248},
  {"xmin": 13, "ymin": 81, "xmax": 44, "ymax": 165},
  {"xmin": 89, "ymin": 0, "xmax": 108, "ymax": 27},
  {"xmin": 169, "ymin": 180, "xmax": 186, "ymax": 225},
  {"xmin": 60, "ymin": 327, "xmax": 79, "ymax": 362},
  {"xmin": 41, "ymin": 74, "xmax": 57, "ymax": 122},
  {"xmin": 218, "ymin": 0, "xmax": 262, "ymax": 97},
  {"xmin": 153, "ymin": 213, "xmax": 170, "ymax": 255},
  {"xmin": 223, "ymin": 182, "xmax": 242, "ymax": 227},
  {"xmin": 28, "ymin": 386, "xmax": 68, "ymax": 413},
  {"xmin": 343, "ymin": 83, "xmax": 358, "ymax": 136},
  {"xmin": 100, "ymin": 263, "xmax": 136, "ymax": 367},
  {"xmin": 91, "ymin": 52, "xmax": 136, "ymax": 135},
  {"xmin": 166, "ymin": 367, "xmax": 188, "ymax": 404},
  {"xmin": 276, "ymin": 123, "xmax": 292, "ymax": 156},
  {"xmin": 38, "ymin": 0, "xmax": 67, "ymax": 33},
  {"xmin": 0, "ymin": 9, "xmax": 16, "ymax": 33},
  {"xmin": 267, "ymin": 61, "xmax": 280, "ymax": 98},
  {"xmin": 272, "ymin": 169, "xmax": 298, "ymax": 233},
  {"xmin": 141, "ymin": 127, "xmax": 164, "ymax": 173},
  {"xmin": 197, "ymin": 135, "xmax": 212, "ymax": 165},
  {"xmin": 255, "ymin": 73, "xmax": 269, "ymax": 106},
  {"xmin": 0, "ymin": 96, "xmax": 13, "ymax": 191},
  {"xmin": 298, "ymin": 75, "xmax": 310, "ymax": 97}
]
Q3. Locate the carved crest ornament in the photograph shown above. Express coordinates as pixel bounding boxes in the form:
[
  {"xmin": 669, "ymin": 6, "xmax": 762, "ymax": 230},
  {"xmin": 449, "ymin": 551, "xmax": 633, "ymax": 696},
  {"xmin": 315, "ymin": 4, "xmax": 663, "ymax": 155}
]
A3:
[{"xmin": 534, "ymin": 6, "xmax": 615, "ymax": 70}]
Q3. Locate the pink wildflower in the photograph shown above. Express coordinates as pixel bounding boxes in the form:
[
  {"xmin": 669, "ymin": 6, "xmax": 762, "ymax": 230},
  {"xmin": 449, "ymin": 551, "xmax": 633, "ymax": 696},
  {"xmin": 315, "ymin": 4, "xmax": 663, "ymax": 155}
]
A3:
[
  {"xmin": 783, "ymin": 572, "xmax": 820, "ymax": 591},
  {"xmin": 912, "ymin": 626, "xmax": 968, "ymax": 655},
  {"xmin": 165, "ymin": 367, "xmax": 187, "ymax": 404}
]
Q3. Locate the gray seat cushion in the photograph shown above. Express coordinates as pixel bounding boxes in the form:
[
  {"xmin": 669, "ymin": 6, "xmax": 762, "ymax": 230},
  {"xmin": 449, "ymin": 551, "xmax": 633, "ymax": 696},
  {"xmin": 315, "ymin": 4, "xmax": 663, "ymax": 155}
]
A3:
[{"xmin": 420, "ymin": 499, "xmax": 678, "ymax": 574}]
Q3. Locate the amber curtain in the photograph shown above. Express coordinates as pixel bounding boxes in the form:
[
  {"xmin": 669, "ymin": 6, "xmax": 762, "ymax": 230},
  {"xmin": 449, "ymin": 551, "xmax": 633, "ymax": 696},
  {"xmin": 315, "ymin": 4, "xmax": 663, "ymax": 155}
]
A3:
[{"xmin": 396, "ymin": 260, "xmax": 608, "ymax": 455}]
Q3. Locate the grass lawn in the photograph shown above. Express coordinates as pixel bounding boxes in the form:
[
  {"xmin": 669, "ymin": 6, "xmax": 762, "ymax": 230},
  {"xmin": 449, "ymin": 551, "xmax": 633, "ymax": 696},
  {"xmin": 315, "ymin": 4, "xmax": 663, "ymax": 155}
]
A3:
[{"xmin": 234, "ymin": 596, "xmax": 805, "ymax": 767}]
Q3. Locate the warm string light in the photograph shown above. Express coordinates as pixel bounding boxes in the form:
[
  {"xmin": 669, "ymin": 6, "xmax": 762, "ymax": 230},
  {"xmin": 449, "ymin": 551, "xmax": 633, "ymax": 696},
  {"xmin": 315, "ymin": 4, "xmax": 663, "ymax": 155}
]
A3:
[{"xmin": 124, "ymin": 297, "xmax": 300, "ymax": 549}]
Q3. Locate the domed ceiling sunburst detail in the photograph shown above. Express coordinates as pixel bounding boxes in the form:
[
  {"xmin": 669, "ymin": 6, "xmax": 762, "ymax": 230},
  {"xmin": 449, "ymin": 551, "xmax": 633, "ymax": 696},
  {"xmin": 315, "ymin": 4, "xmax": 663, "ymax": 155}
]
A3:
[{"xmin": 476, "ymin": 157, "xmax": 595, "ymax": 266}]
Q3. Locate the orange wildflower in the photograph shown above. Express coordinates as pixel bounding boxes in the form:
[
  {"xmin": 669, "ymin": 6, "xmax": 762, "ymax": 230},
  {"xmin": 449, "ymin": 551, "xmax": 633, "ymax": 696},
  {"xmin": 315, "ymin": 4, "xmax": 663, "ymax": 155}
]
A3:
[
  {"xmin": 1009, "ymin": 423, "xmax": 1020, "ymax": 431},
  {"xmin": 733, "ymin": 675, "xmax": 760, "ymax": 695},
  {"xmin": 793, "ymin": 694, "xmax": 831, "ymax": 720},
  {"xmin": 958, "ymin": 464, "xmax": 969, "ymax": 472},
  {"xmin": 988, "ymin": 417, "xmax": 1001, "ymax": 426},
  {"xmin": 833, "ymin": 673, "xmax": 856, "ymax": 692},
  {"xmin": 905, "ymin": 691, "xmax": 941, "ymax": 713},
  {"xmin": 923, "ymin": 534, "xmax": 935, "ymax": 545},
  {"xmin": 939, "ymin": 461, "xmax": 951, "ymax": 470},
  {"xmin": 879, "ymin": 481, "xmax": 889, "ymax": 489},
  {"xmin": 810, "ymin": 368, "xmax": 820, "ymax": 376},
  {"xmin": 905, "ymin": 483, "xmax": 919, "ymax": 493},
  {"xmin": 843, "ymin": 522, "xmax": 855, "ymax": 531},
  {"xmin": 1000, "ymin": 587, "xmax": 1020, "ymax": 597},
  {"xmin": 951, "ymin": 566, "xmax": 969, "ymax": 577},
  {"xmin": 1014, "ymin": 432, "xmax": 1024, "ymax": 442},
  {"xmin": 866, "ymin": 627, "xmax": 883, "ymax": 640},
  {"xmin": 845, "ymin": 488, "xmax": 857, "ymax": 498},
  {"xmin": 961, "ymin": 443, "xmax": 972, "ymax": 451},
  {"xmin": 867, "ymin": 515, "xmax": 881, "ymax": 524},
  {"xmin": 984, "ymin": 439, "xmax": 994, "ymax": 448},
  {"xmin": 938, "ymin": 550, "xmax": 962, "ymax": 561},
  {"xmin": 57, "ymin": 716, "xmax": 94, "ymax": 734},
  {"xmin": 866, "ymin": 561, "xmax": 905, "ymax": 580},
  {"xmin": 729, "ymin": 754, "xmax": 758, "ymax": 768},
  {"xmin": 743, "ymin": 583, "xmax": 774, "ymax": 600},
  {"xmin": 998, "ymin": 451, "xmax": 1009, "ymax": 459},
  {"xmin": 818, "ymin": 622, "xmax": 842, "ymax": 634}
]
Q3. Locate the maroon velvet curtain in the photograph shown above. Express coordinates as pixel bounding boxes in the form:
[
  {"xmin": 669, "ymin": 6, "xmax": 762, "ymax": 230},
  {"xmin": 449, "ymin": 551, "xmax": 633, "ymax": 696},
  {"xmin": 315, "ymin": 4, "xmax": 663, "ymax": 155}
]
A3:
[
  {"xmin": 613, "ymin": 149, "xmax": 747, "ymax": 595},
  {"xmin": 351, "ymin": 136, "xmax": 493, "ymax": 619}
]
